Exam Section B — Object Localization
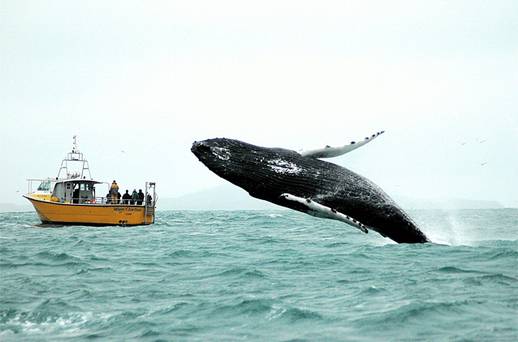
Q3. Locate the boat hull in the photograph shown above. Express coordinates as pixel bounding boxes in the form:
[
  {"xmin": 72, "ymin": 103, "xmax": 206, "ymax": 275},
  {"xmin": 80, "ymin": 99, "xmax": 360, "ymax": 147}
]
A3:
[{"xmin": 24, "ymin": 196, "xmax": 154, "ymax": 226}]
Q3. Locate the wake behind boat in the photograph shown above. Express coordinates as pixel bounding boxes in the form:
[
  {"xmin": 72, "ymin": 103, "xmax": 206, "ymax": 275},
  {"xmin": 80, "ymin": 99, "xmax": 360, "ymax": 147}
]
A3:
[{"xmin": 24, "ymin": 137, "xmax": 156, "ymax": 226}]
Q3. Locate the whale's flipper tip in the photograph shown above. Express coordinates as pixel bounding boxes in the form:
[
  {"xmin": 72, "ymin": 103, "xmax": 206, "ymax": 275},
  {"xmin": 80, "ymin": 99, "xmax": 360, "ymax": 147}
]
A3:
[{"xmin": 299, "ymin": 130, "xmax": 386, "ymax": 159}]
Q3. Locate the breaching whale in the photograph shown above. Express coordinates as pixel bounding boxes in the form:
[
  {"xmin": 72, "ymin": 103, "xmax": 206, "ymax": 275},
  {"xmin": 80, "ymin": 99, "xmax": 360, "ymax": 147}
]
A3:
[{"xmin": 191, "ymin": 132, "xmax": 429, "ymax": 243}]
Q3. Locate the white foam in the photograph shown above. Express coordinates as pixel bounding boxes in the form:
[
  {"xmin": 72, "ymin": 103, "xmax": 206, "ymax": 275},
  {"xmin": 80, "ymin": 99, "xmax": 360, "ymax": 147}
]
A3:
[
  {"xmin": 5, "ymin": 311, "xmax": 99, "ymax": 337},
  {"xmin": 268, "ymin": 213, "xmax": 283, "ymax": 218}
]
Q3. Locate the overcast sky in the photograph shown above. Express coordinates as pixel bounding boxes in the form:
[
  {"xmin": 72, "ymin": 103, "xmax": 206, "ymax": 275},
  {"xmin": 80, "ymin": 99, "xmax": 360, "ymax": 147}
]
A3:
[{"xmin": 1, "ymin": 1, "xmax": 517, "ymax": 207}]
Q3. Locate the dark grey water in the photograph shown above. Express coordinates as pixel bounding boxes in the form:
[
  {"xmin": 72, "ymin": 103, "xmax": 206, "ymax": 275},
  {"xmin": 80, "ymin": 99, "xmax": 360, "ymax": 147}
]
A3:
[{"xmin": 1, "ymin": 209, "xmax": 517, "ymax": 341}]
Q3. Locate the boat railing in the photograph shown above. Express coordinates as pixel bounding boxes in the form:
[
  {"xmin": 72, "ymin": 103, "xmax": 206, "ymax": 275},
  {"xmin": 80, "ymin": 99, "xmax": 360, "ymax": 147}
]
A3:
[{"xmin": 66, "ymin": 197, "xmax": 155, "ymax": 206}]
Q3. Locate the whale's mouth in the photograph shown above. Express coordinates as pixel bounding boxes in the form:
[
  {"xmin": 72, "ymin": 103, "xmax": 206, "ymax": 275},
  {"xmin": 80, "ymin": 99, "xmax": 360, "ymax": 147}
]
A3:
[
  {"xmin": 191, "ymin": 140, "xmax": 211, "ymax": 157},
  {"xmin": 192, "ymin": 140, "xmax": 232, "ymax": 163},
  {"xmin": 191, "ymin": 139, "xmax": 237, "ymax": 180}
]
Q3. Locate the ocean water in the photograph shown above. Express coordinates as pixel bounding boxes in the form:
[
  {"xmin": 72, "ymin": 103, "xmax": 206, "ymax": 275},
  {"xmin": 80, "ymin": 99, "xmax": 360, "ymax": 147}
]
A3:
[{"xmin": 1, "ymin": 209, "xmax": 517, "ymax": 341}]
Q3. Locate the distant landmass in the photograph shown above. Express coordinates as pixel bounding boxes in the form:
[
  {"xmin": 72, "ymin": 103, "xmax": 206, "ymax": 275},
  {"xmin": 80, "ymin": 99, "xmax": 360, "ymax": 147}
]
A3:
[
  {"xmin": 159, "ymin": 185, "xmax": 278, "ymax": 210},
  {"xmin": 158, "ymin": 184, "xmax": 507, "ymax": 211},
  {"xmin": 392, "ymin": 196, "xmax": 504, "ymax": 210}
]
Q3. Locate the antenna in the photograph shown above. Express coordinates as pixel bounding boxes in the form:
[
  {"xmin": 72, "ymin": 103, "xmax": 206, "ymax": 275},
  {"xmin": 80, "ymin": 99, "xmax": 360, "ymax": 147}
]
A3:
[{"xmin": 72, "ymin": 135, "xmax": 80, "ymax": 154}]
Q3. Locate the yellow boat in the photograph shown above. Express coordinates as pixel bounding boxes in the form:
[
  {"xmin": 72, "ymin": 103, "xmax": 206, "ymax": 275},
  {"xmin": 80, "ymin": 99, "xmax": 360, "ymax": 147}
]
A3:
[{"xmin": 24, "ymin": 137, "xmax": 156, "ymax": 226}]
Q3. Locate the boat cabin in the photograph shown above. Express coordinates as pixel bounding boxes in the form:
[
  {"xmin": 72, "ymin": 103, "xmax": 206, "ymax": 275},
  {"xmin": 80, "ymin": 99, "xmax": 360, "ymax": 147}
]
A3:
[{"xmin": 54, "ymin": 179, "xmax": 101, "ymax": 204}]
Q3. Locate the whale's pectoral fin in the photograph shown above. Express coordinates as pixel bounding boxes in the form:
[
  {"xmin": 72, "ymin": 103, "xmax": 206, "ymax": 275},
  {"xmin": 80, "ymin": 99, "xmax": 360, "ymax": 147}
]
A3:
[
  {"xmin": 280, "ymin": 193, "xmax": 368, "ymax": 234},
  {"xmin": 299, "ymin": 131, "xmax": 385, "ymax": 159}
]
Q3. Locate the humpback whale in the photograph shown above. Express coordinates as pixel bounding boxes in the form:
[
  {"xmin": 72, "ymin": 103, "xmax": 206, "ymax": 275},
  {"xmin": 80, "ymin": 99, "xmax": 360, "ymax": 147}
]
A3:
[{"xmin": 191, "ymin": 133, "xmax": 429, "ymax": 243}]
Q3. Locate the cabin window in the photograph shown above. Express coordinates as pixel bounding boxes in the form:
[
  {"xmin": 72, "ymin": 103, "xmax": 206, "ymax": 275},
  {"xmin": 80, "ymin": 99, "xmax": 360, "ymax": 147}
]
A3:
[
  {"xmin": 52, "ymin": 183, "xmax": 65, "ymax": 200},
  {"xmin": 78, "ymin": 183, "xmax": 93, "ymax": 191},
  {"xmin": 37, "ymin": 181, "xmax": 51, "ymax": 191}
]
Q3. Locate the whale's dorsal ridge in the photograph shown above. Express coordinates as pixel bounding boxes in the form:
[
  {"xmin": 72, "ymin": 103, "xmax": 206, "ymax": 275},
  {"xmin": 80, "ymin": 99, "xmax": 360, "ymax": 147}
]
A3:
[{"xmin": 299, "ymin": 130, "xmax": 385, "ymax": 159}]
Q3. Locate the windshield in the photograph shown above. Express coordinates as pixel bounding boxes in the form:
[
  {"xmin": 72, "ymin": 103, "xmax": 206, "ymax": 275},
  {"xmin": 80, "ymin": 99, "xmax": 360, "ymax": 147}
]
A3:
[{"xmin": 37, "ymin": 180, "xmax": 51, "ymax": 191}]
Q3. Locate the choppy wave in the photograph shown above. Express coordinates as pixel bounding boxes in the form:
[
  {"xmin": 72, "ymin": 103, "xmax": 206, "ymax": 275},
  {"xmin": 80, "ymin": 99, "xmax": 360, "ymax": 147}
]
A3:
[{"xmin": 1, "ymin": 209, "xmax": 517, "ymax": 341}]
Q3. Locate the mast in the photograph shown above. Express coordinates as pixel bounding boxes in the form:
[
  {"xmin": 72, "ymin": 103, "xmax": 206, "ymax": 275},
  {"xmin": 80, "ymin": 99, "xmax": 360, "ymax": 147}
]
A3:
[{"xmin": 57, "ymin": 136, "xmax": 92, "ymax": 179}]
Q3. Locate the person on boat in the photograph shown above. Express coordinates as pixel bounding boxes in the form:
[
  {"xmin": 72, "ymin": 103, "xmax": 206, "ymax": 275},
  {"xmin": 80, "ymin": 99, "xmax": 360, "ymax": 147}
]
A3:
[
  {"xmin": 146, "ymin": 193, "xmax": 153, "ymax": 205},
  {"xmin": 137, "ymin": 189, "xmax": 144, "ymax": 205},
  {"xmin": 106, "ymin": 192, "xmax": 111, "ymax": 204},
  {"xmin": 116, "ymin": 191, "xmax": 121, "ymax": 204},
  {"xmin": 131, "ymin": 189, "xmax": 138, "ymax": 205},
  {"xmin": 110, "ymin": 180, "xmax": 119, "ymax": 203},
  {"xmin": 73, "ymin": 187, "xmax": 80, "ymax": 204},
  {"xmin": 122, "ymin": 190, "xmax": 131, "ymax": 204}
]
